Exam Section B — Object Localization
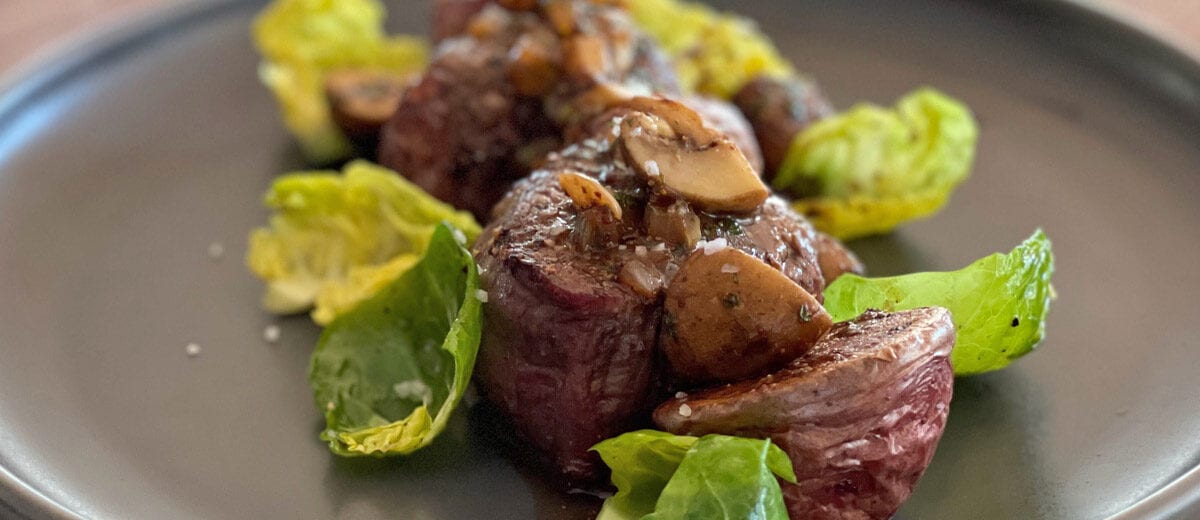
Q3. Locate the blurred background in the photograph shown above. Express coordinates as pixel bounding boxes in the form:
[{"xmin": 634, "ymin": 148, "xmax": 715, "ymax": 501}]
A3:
[{"xmin": 0, "ymin": 0, "xmax": 1199, "ymax": 75}]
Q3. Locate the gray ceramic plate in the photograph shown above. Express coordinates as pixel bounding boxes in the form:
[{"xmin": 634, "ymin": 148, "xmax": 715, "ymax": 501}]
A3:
[{"xmin": 3, "ymin": 0, "xmax": 1200, "ymax": 518}]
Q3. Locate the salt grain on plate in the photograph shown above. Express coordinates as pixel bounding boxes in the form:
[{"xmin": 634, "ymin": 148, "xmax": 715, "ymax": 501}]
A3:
[
  {"xmin": 263, "ymin": 324, "xmax": 281, "ymax": 343},
  {"xmin": 475, "ymin": 289, "xmax": 489, "ymax": 303},
  {"xmin": 207, "ymin": 242, "xmax": 224, "ymax": 260},
  {"xmin": 678, "ymin": 403, "xmax": 693, "ymax": 417},
  {"xmin": 185, "ymin": 342, "xmax": 202, "ymax": 357}
]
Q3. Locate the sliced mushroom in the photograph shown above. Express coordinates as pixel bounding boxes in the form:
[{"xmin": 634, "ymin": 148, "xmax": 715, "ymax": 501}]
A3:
[
  {"xmin": 548, "ymin": 81, "xmax": 644, "ymax": 131},
  {"xmin": 644, "ymin": 200, "xmax": 701, "ymax": 249},
  {"xmin": 571, "ymin": 206, "xmax": 622, "ymax": 249},
  {"xmin": 661, "ymin": 247, "xmax": 833, "ymax": 385},
  {"xmin": 563, "ymin": 34, "xmax": 609, "ymax": 81},
  {"xmin": 559, "ymin": 170, "xmax": 623, "ymax": 219},
  {"xmin": 324, "ymin": 69, "xmax": 412, "ymax": 148},
  {"xmin": 579, "ymin": 81, "xmax": 639, "ymax": 108},
  {"xmin": 618, "ymin": 258, "xmax": 664, "ymax": 298},
  {"xmin": 619, "ymin": 101, "xmax": 768, "ymax": 214},
  {"xmin": 541, "ymin": 0, "xmax": 576, "ymax": 36},
  {"xmin": 507, "ymin": 34, "xmax": 561, "ymax": 97},
  {"xmin": 466, "ymin": 5, "xmax": 509, "ymax": 39},
  {"xmin": 622, "ymin": 96, "xmax": 722, "ymax": 144}
]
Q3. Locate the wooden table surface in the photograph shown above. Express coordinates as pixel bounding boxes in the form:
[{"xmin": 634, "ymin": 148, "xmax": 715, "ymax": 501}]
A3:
[{"xmin": 1, "ymin": 0, "xmax": 1199, "ymax": 76}]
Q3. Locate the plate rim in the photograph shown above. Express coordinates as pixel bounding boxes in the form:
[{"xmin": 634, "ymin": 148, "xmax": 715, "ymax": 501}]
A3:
[
  {"xmin": 1, "ymin": 0, "xmax": 1198, "ymax": 518},
  {"xmin": 0, "ymin": 3, "xmax": 250, "ymax": 519}
]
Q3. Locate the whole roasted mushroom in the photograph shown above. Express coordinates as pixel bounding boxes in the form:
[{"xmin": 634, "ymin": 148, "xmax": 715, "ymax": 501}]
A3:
[{"xmin": 661, "ymin": 247, "xmax": 832, "ymax": 385}]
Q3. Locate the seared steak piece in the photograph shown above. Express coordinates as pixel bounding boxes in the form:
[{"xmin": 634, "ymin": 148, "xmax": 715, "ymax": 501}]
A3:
[
  {"xmin": 814, "ymin": 231, "xmax": 865, "ymax": 284},
  {"xmin": 654, "ymin": 308, "xmax": 955, "ymax": 520},
  {"xmin": 473, "ymin": 101, "xmax": 826, "ymax": 481},
  {"xmin": 473, "ymin": 169, "xmax": 663, "ymax": 482},
  {"xmin": 379, "ymin": 1, "xmax": 682, "ymax": 221},
  {"xmin": 733, "ymin": 75, "xmax": 834, "ymax": 178},
  {"xmin": 379, "ymin": 6, "xmax": 560, "ymax": 220}
]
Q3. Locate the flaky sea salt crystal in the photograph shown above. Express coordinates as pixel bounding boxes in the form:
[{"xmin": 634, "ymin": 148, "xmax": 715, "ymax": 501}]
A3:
[
  {"xmin": 393, "ymin": 380, "xmax": 433, "ymax": 404},
  {"xmin": 207, "ymin": 242, "xmax": 225, "ymax": 260},
  {"xmin": 702, "ymin": 237, "xmax": 728, "ymax": 255},
  {"xmin": 263, "ymin": 325, "xmax": 281, "ymax": 343},
  {"xmin": 643, "ymin": 160, "xmax": 660, "ymax": 177}
]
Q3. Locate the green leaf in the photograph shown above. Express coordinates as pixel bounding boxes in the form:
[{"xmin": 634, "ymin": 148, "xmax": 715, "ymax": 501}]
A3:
[
  {"xmin": 776, "ymin": 88, "xmax": 978, "ymax": 239},
  {"xmin": 823, "ymin": 230, "xmax": 1055, "ymax": 375},
  {"xmin": 594, "ymin": 431, "xmax": 697, "ymax": 520},
  {"xmin": 253, "ymin": 0, "xmax": 428, "ymax": 163},
  {"xmin": 246, "ymin": 160, "xmax": 479, "ymax": 322},
  {"xmin": 593, "ymin": 431, "xmax": 795, "ymax": 520},
  {"xmin": 628, "ymin": 0, "xmax": 793, "ymax": 98},
  {"xmin": 308, "ymin": 224, "xmax": 482, "ymax": 456}
]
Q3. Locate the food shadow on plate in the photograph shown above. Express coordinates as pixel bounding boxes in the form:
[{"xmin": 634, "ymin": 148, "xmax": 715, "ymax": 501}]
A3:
[
  {"xmin": 466, "ymin": 400, "xmax": 606, "ymax": 520},
  {"xmin": 270, "ymin": 142, "xmax": 316, "ymax": 177},
  {"xmin": 272, "ymin": 138, "xmax": 383, "ymax": 175},
  {"xmin": 316, "ymin": 393, "xmax": 602, "ymax": 519},
  {"xmin": 845, "ymin": 233, "xmax": 937, "ymax": 277},
  {"xmin": 895, "ymin": 368, "xmax": 1054, "ymax": 519}
]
